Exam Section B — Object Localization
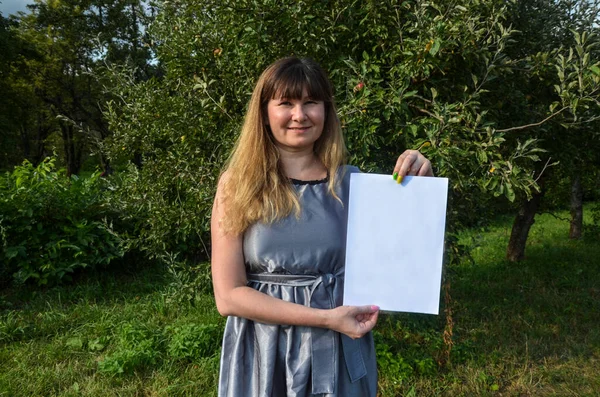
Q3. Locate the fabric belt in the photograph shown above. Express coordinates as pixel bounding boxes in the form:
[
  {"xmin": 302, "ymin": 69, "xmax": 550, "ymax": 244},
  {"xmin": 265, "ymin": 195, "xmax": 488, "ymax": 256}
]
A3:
[{"xmin": 246, "ymin": 271, "xmax": 368, "ymax": 394}]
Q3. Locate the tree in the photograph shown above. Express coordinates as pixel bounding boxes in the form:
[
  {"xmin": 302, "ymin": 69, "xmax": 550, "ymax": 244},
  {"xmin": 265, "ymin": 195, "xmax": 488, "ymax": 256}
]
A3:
[
  {"xmin": 5, "ymin": 0, "xmax": 155, "ymax": 175},
  {"xmin": 101, "ymin": 0, "xmax": 546, "ymax": 264},
  {"xmin": 0, "ymin": 12, "xmax": 50, "ymax": 169},
  {"xmin": 500, "ymin": 0, "xmax": 600, "ymax": 260}
]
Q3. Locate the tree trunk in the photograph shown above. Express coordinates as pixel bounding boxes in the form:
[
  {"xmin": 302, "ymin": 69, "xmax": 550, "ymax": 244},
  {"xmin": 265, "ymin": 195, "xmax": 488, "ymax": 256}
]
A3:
[
  {"xmin": 569, "ymin": 174, "xmax": 583, "ymax": 239},
  {"xmin": 20, "ymin": 125, "xmax": 31, "ymax": 160},
  {"xmin": 133, "ymin": 151, "xmax": 143, "ymax": 169},
  {"xmin": 506, "ymin": 189, "xmax": 545, "ymax": 262},
  {"xmin": 33, "ymin": 113, "xmax": 49, "ymax": 165},
  {"xmin": 61, "ymin": 123, "xmax": 82, "ymax": 176}
]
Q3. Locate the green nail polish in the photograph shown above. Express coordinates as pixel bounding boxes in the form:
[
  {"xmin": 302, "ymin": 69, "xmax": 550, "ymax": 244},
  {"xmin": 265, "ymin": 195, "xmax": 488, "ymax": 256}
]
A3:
[{"xmin": 392, "ymin": 172, "xmax": 398, "ymax": 181}]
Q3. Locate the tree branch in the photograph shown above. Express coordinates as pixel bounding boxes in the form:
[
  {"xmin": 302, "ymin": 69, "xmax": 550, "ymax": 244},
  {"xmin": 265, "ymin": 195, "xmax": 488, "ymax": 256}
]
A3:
[
  {"xmin": 539, "ymin": 211, "xmax": 570, "ymax": 222},
  {"xmin": 533, "ymin": 157, "xmax": 553, "ymax": 184},
  {"xmin": 496, "ymin": 107, "xmax": 568, "ymax": 132},
  {"xmin": 409, "ymin": 104, "xmax": 443, "ymax": 121}
]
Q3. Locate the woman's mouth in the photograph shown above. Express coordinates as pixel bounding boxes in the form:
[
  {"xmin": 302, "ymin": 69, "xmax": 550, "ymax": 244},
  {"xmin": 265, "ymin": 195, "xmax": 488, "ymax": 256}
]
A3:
[{"xmin": 288, "ymin": 126, "xmax": 310, "ymax": 132}]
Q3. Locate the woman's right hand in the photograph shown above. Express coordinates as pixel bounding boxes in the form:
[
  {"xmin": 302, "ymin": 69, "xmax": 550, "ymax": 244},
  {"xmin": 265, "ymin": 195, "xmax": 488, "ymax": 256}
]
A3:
[{"xmin": 328, "ymin": 305, "xmax": 380, "ymax": 339}]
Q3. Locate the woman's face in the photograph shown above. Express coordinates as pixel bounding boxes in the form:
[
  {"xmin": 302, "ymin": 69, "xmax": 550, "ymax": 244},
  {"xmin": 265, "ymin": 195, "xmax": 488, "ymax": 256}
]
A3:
[{"xmin": 266, "ymin": 89, "xmax": 325, "ymax": 152}]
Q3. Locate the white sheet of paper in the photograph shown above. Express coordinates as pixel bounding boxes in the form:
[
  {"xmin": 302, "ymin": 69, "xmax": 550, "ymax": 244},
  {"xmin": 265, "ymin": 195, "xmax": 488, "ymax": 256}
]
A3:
[{"xmin": 343, "ymin": 174, "xmax": 448, "ymax": 314}]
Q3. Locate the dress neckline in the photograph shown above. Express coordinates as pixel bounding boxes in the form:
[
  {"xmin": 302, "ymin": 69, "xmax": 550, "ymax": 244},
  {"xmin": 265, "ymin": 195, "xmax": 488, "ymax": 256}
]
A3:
[{"xmin": 289, "ymin": 173, "xmax": 329, "ymax": 186}]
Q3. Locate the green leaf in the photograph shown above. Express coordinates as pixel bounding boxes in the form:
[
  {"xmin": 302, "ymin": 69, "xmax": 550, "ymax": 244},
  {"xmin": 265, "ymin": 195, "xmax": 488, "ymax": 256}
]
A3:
[
  {"xmin": 88, "ymin": 338, "xmax": 106, "ymax": 352},
  {"xmin": 66, "ymin": 337, "xmax": 83, "ymax": 349},
  {"xmin": 505, "ymin": 184, "xmax": 515, "ymax": 202},
  {"xmin": 476, "ymin": 150, "xmax": 488, "ymax": 163},
  {"xmin": 429, "ymin": 39, "xmax": 441, "ymax": 56}
]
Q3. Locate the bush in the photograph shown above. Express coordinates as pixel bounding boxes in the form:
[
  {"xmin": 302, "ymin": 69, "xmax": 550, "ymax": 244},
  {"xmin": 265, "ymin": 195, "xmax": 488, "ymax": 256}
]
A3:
[
  {"xmin": 166, "ymin": 323, "xmax": 221, "ymax": 362},
  {"xmin": 98, "ymin": 323, "xmax": 161, "ymax": 375},
  {"xmin": 97, "ymin": 321, "xmax": 221, "ymax": 376},
  {"xmin": 164, "ymin": 257, "xmax": 213, "ymax": 305},
  {"xmin": 0, "ymin": 157, "xmax": 124, "ymax": 286}
]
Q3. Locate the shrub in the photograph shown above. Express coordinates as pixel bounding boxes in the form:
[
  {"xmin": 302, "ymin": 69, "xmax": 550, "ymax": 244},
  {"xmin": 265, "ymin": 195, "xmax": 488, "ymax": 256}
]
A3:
[
  {"xmin": 166, "ymin": 323, "xmax": 221, "ymax": 362},
  {"xmin": 97, "ymin": 321, "xmax": 221, "ymax": 376},
  {"xmin": 98, "ymin": 323, "xmax": 161, "ymax": 375},
  {"xmin": 0, "ymin": 157, "xmax": 124, "ymax": 286},
  {"xmin": 164, "ymin": 256, "xmax": 213, "ymax": 305}
]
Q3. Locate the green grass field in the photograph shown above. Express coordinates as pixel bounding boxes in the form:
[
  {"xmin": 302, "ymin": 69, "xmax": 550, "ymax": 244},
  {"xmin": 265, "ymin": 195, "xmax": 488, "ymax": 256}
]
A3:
[{"xmin": 1, "ymin": 208, "xmax": 599, "ymax": 396}]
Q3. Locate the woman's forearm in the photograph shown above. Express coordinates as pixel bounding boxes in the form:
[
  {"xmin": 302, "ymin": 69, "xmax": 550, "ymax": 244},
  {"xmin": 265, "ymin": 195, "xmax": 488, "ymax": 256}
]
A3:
[{"xmin": 215, "ymin": 285, "xmax": 331, "ymax": 328}]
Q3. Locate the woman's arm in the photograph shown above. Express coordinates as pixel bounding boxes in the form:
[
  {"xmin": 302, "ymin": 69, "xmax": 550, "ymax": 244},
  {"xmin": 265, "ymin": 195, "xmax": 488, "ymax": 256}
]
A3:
[{"xmin": 210, "ymin": 175, "xmax": 378, "ymax": 339}]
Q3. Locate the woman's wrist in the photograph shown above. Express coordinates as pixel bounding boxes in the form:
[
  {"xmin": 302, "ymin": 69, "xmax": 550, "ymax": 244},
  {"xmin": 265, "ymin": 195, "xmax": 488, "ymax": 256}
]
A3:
[{"xmin": 317, "ymin": 307, "xmax": 334, "ymax": 330}]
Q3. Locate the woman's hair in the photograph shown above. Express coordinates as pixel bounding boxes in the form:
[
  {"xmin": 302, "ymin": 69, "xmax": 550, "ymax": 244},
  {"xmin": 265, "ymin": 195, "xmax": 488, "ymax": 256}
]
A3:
[{"xmin": 219, "ymin": 57, "xmax": 347, "ymax": 234}]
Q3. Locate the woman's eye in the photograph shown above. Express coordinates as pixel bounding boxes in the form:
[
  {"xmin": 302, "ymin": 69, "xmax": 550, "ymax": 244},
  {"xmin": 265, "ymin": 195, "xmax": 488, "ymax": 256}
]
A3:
[{"xmin": 279, "ymin": 101, "xmax": 292, "ymax": 106}]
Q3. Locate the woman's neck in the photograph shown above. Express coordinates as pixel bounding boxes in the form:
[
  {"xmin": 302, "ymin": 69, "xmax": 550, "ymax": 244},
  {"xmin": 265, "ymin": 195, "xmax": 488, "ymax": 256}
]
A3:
[{"xmin": 278, "ymin": 148, "xmax": 326, "ymax": 181}]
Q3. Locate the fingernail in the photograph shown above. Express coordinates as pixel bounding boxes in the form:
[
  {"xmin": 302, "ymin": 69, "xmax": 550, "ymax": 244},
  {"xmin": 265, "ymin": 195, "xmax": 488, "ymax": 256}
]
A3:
[
  {"xmin": 371, "ymin": 305, "xmax": 380, "ymax": 311},
  {"xmin": 396, "ymin": 175, "xmax": 403, "ymax": 184},
  {"xmin": 392, "ymin": 172, "xmax": 398, "ymax": 181}
]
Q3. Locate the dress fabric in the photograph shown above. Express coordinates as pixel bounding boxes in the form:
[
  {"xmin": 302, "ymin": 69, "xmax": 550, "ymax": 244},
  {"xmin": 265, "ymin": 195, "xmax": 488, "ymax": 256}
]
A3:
[{"xmin": 218, "ymin": 165, "xmax": 377, "ymax": 397}]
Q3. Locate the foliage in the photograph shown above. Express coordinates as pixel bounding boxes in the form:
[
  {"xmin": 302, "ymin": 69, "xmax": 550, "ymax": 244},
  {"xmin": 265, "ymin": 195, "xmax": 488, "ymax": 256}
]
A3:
[
  {"xmin": 0, "ymin": 0, "xmax": 156, "ymax": 174},
  {"xmin": 1, "ymin": 209, "xmax": 599, "ymax": 395},
  {"xmin": 166, "ymin": 323, "xmax": 222, "ymax": 362},
  {"xmin": 98, "ymin": 323, "xmax": 161, "ymax": 375},
  {"xmin": 0, "ymin": 157, "xmax": 124, "ymax": 286},
  {"xmin": 102, "ymin": 152, "xmax": 218, "ymax": 263},
  {"xmin": 164, "ymin": 257, "xmax": 213, "ymax": 305},
  {"xmin": 102, "ymin": 0, "xmax": 557, "ymax": 265},
  {"xmin": 0, "ymin": 12, "xmax": 45, "ymax": 170},
  {"xmin": 2, "ymin": 0, "xmax": 598, "ymax": 269},
  {"xmin": 584, "ymin": 202, "xmax": 600, "ymax": 238},
  {"xmin": 95, "ymin": 320, "xmax": 222, "ymax": 376},
  {"xmin": 374, "ymin": 316, "xmax": 444, "ymax": 385}
]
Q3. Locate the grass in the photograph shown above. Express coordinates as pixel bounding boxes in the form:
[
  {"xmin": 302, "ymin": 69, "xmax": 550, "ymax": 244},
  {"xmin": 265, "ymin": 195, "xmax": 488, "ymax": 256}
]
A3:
[{"xmin": 1, "ymin": 207, "xmax": 599, "ymax": 396}]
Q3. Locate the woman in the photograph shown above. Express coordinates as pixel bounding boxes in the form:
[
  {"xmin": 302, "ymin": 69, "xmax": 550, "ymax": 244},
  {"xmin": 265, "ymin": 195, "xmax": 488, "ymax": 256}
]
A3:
[{"xmin": 211, "ymin": 57, "xmax": 433, "ymax": 397}]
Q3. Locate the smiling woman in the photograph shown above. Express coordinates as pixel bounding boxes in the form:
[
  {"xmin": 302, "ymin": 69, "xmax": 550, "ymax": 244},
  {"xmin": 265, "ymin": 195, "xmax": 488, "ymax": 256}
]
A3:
[{"xmin": 210, "ymin": 57, "xmax": 433, "ymax": 397}]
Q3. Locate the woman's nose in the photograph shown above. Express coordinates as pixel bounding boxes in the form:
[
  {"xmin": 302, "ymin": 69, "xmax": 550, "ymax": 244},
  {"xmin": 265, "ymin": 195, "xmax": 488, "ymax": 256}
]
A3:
[{"xmin": 292, "ymin": 105, "xmax": 307, "ymax": 121}]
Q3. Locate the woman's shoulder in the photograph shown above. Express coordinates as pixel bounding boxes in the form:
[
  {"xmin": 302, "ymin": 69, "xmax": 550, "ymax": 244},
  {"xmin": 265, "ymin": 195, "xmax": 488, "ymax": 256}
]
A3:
[
  {"xmin": 343, "ymin": 164, "xmax": 361, "ymax": 174},
  {"xmin": 336, "ymin": 164, "xmax": 361, "ymax": 180}
]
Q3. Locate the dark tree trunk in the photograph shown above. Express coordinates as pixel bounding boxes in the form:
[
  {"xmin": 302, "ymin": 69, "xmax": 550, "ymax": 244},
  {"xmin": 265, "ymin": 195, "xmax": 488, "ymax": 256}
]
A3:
[
  {"xmin": 20, "ymin": 125, "xmax": 31, "ymax": 160},
  {"xmin": 133, "ymin": 151, "xmax": 143, "ymax": 169},
  {"xmin": 33, "ymin": 113, "xmax": 49, "ymax": 165},
  {"xmin": 61, "ymin": 124, "xmax": 82, "ymax": 176},
  {"xmin": 506, "ymin": 188, "xmax": 545, "ymax": 262},
  {"xmin": 569, "ymin": 174, "xmax": 583, "ymax": 239},
  {"xmin": 99, "ymin": 153, "xmax": 113, "ymax": 176}
]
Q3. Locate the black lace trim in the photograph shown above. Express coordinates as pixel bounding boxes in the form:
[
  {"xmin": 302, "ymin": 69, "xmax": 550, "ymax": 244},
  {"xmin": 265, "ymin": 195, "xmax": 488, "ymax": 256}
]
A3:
[{"xmin": 289, "ymin": 174, "xmax": 329, "ymax": 185}]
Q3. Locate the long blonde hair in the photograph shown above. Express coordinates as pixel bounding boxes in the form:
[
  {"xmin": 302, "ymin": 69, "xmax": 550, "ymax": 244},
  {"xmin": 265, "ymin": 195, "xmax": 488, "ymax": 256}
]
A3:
[{"xmin": 220, "ymin": 57, "xmax": 347, "ymax": 234}]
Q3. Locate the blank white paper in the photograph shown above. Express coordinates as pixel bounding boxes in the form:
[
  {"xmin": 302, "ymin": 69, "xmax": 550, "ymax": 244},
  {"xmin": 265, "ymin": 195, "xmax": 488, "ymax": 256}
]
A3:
[{"xmin": 343, "ymin": 174, "xmax": 448, "ymax": 314}]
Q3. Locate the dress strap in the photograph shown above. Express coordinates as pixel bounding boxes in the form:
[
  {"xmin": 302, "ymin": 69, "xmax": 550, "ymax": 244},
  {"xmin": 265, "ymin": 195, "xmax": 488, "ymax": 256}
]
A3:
[{"xmin": 246, "ymin": 271, "xmax": 367, "ymax": 394}]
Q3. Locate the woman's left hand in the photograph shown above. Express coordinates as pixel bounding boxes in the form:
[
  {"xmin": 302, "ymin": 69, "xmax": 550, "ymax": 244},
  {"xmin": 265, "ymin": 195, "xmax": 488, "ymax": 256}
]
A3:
[{"xmin": 393, "ymin": 149, "xmax": 434, "ymax": 180}]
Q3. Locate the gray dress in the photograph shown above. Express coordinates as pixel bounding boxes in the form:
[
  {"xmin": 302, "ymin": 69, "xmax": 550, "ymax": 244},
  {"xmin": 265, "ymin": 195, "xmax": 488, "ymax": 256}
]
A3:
[{"xmin": 218, "ymin": 165, "xmax": 377, "ymax": 397}]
